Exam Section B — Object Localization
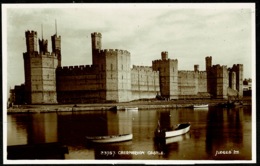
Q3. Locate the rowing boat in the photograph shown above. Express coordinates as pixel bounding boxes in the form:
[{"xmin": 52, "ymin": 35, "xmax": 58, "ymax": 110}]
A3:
[
  {"xmin": 155, "ymin": 123, "xmax": 191, "ymax": 138},
  {"xmin": 86, "ymin": 134, "xmax": 133, "ymax": 143}
]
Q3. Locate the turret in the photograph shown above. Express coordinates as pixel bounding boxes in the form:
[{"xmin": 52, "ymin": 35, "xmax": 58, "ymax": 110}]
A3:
[
  {"xmin": 161, "ymin": 51, "xmax": 168, "ymax": 60},
  {"xmin": 39, "ymin": 39, "xmax": 48, "ymax": 54},
  {"xmin": 91, "ymin": 32, "xmax": 102, "ymax": 51},
  {"xmin": 194, "ymin": 64, "xmax": 199, "ymax": 72},
  {"xmin": 91, "ymin": 32, "xmax": 102, "ymax": 65},
  {"xmin": 51, "ymin": 20, "xmax": 61, "ymax": 67},
  {"xmin": 205, "ymin": 56, "xmax": 212, "ymax": 71},
  {"xmin": 25, "ymin": 30, "xmax": 38, "ymax": 53}
]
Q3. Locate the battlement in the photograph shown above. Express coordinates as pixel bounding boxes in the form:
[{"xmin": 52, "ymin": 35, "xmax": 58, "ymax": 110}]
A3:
[
  {"xmin": 91, "ymin": 32, "xmax": 102, "ymax": 37},
  {"xmin": 152, "ymin": 59, "xmax": 178, "ymax": 63},
  {"xmin": 205, "ymin": 56, "xmax": 212, "ymax": 60},
  {"xmin": 97, "ymin": 49, "xmax": 130, "ymax": 55},
  {"xmin": 232, "ymin": 64, "xmax": 243, "ymax": 69},
  {"xmin": 25, "ymin": 30, "xmax": 37, "ymax": 36},
  {"xmin": 52, "ymin": 34, "xmax": 61, "ymax": 39},
  {"xmin": 56, "ymin": 65, "xmax": 98, "ymax": 75},
  {"xmin": 59, "ymin": 65, "xmax": 95, "ymax": 70},
  {"xmin": 25, "ymin": 51, "xmax": 58, "ymax": 58},
  {"xmin": 212, "ymin": 64, "xmax": 228, "ymax": 70},
  {"xmin": 132, "ymin": 65, "xmax": 154, "ymax": 71},
  {"xmin": 179, "ymin": 70, "xmax": 206, "ymax": 75},
  {"xmin": 161, "ymin": 51, "xmax": 168, "ymax": 60},
  {"xmin": 132, "ymin": 65, "xmax": 159, "ymax": 75}
]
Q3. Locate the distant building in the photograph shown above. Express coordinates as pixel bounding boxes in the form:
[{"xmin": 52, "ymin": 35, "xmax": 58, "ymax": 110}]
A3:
[{"xmin": 10, "ymin": 29, "xmax": 244, "ymax": 104}]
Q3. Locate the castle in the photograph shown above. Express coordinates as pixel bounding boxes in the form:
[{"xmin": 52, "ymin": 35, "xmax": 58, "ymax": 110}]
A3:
[{"xmin": 10, "ymin": 29, "xmax": 243, "ymax": 104}]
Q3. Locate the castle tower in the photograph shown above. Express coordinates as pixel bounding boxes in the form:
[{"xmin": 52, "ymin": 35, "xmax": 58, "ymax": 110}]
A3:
[
  {"xmin": 232, "ymin": 64, "xmax": 244, "ymax": 98},
  {"xmin": 205, "ymin": 56, "xmax": 213, "ymax": 94},
  {"xmin": 97, "ymin": 49, "xmax": 131, "ymax": 102},
  {"xmin": 91, "ymin": 32, "xmax": 102, "ymax": 65},
  {"xmin": 152, "ymin": 52, "xmax": 178, "ymax": 100},
  {"xmin": 24, "ymin": 31, "xmax": 38, "ymax": 103},
  {"xmin": 23, "ymin": 30, "xmax": 58, "ymax": 104},
  {"xmin": 51, "ymin": 34, "xmax": 61, "ymax": 67},
  {"xmin": 161, "ymin": 51, "xmax": 168, "ymax": 60},
  {"xmin": 194, "ymin": 64, "xmax": 199, "ymax": 72},
  {"xmin": 51, "ymin": 20, "xmax": 61, "ymax": 67},
  {"xmin": 205, "ymin": 56, "xmax": 212, "ymax": 71},
  {"xmin": 25, "ymin": 30, "xmax": 38, "ymax": 53},
  {"xmin": 214, "ymin": 65, "xmax": 229, "ymax": 99}
]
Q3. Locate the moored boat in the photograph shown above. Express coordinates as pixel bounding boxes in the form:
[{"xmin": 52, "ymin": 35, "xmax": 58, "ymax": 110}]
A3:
[
  {"xmin": 193, "ymin": 104, "xmax": 209, "ymax": 108},
  {"xmin": 86, "ymin": 133, "xmax": 133, "ymax": 143},
  {"xmin": 125, "ymin": 107, "xmax": 138, "ymax": 111},
  {"xmin": 155, "ymin": 123, "xmax": 191, "ymax": 139}
]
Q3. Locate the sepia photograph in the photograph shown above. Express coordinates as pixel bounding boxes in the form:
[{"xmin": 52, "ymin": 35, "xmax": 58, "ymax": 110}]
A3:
[{"xmin": 2, "ymin": 3, "xmax": 256, "ymax": 164}]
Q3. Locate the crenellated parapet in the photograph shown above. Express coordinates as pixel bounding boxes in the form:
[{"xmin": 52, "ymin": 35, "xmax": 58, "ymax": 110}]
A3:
[
  {"xmin": 97, "ymin": 49, "xmax": 130, "ymax": 56},
  {"xmin": 152, "ymin": 59, "xmax": 178, "ymax": 71},
  {"xmin": 25, "ymin": 30, "xmax": 37, "ymax": 36},
  {"xmin": 24, "ymin": 52, "xmax": 59, "ymax": 58},
  {"xmin": 211, "ymin": 64, "xmax": 228, "ymax": 77},
  {"xmin": 56, "ymin": 65, "xmax": 98, "ymax": 76},
  {"xmin": 152, "ymin": 59, "xmax": 178, "ymax": 64},
  {"xmin": 231, "ymin": 64, "xmax": 243, "ymax": 72},
  {"xmin": 131, "ymin": 65, "xmax": 159, "ymax": 74},
  {"xmin": 91, "ymin": 32, "xmax": 102, "ymax": 37}
]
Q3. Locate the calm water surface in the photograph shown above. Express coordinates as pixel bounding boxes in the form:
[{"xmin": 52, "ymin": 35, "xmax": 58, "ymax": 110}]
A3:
[{"xmin": 7, "ymin": 106, "xmax": 252, "ymax": 160}]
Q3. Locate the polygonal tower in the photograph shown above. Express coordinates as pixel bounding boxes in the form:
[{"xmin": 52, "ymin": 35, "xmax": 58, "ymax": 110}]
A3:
[
  {"xmin": 232, "ymin": 64, "xmax": 244, "ymax": 98},
  {"xmin": 152, "ymin": 51, "xmax": 178, "ymax": 100},
  {"xmin": 205, "ymin": 56, "xmax": 213, "ymax": 94},
  {"xmin": 23, "ymin": 29, "xmax": 59, "ymax": 104}
]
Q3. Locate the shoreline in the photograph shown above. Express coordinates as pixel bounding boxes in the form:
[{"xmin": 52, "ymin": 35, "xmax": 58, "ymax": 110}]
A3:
[{"xmin": 6, "ymin": 97, "xmax": 252, "ymax": 114}]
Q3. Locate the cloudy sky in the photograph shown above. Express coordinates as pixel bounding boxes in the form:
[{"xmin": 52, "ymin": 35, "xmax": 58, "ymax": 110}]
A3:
[{"xmin": 3, "ymin": 3, "xmax": 255, "ymax": 90}]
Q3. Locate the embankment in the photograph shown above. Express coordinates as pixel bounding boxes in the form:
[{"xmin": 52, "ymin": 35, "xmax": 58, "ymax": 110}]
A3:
[{"xmin": 7, "ymin": 97, "xmax": 251, "ymax": 114}]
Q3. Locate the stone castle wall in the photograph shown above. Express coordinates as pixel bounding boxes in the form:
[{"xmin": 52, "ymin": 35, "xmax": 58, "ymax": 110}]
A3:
[
  {"xmin": 131, "ymin": 65, "xmax": 160, "ymax": 100},
  {"xmin": 56, "ymin": 65, "xmax": 100, "ymax": 103},
  {"xmin": 178, "ymin": 70, "xmax": 207, "ymax": 99},
  {"xmin": 18, "ymin": 30, "xmax": 244, "ymax": 104}
]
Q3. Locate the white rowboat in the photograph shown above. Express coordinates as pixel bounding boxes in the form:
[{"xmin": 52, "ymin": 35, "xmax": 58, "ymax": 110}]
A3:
[
  {"xmin": 86, "ymin": 134, "xmax": 133, "ymax": 143},
  {"xmin": 125, "ymin": 107, "xmax": 138, "ymax": 111},
  {"xmin": 193, "ymin": 104, "xmax": 209, "ymax": 108},
  {"xmin": 155, "ymin": 123, "xmax": 191, "ymax": 138}
]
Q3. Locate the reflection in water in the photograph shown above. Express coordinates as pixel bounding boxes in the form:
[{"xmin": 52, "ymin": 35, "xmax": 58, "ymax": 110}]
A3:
[
  {"xmin": 7, "ymin": 115, "xmax": 28, "ymax": 145},
  {"xmin": 28, "ymin": 113, "xmax": 58, "ymax": 144},
  {"xmin": 7, "ymin": 106, "xmax": 252, "ymax": 160},
  {"xmin": 154, "ymin": 132, "xmax": 191, "ymax": 155},
  {"xmin": 206, "ymin": 107, "xmax": 248, "ymax": 160},
  {"xmin": 94, "ymin": 141, "xmax": 133, "ymax": 159}
]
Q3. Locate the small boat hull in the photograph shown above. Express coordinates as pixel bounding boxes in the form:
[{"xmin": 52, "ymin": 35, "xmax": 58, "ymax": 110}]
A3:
[
  {"xmin": 165, "ymin": 124, "xmax": 190, "ymax": 138},
  {"xmin": 155, "ymin": 123, "xmax": 191, "ymax": 139},
  {"xmin": 125, "ymin": 107, "xmax": 138, "ymax": 111},
  {"xmin": 86, "ymin": 134, "xmax": 133, "ymax": 143},
  {"xmin": 193, "ymin": 104, "xmax": 208, "ymax": 108}
]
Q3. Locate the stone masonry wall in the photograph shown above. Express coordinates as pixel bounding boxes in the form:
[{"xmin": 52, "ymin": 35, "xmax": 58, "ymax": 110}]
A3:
[
  {"xmin": 131, "ymin": 65, "xmax": 160, "ymax": 100},
  {"xmin": 56, "ymin": 65, "xmax": 101, "ymax": 103}
]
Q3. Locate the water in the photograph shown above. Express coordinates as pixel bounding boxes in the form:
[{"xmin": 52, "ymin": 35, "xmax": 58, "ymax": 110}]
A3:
[{"xmin": 6, "ymin": 106, "xmax": 252, "ymax": 160}]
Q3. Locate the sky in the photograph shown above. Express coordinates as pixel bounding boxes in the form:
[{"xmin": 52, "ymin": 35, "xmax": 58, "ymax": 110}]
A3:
[{"xmin": 3, "ymin": 3, "xmax": 255, "ymax": 90}]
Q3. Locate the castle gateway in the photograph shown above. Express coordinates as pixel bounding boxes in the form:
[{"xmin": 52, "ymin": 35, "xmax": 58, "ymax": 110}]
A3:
[{"xmin": 12, "ymin": 30, "xmax": 243, "ymax": 104}]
